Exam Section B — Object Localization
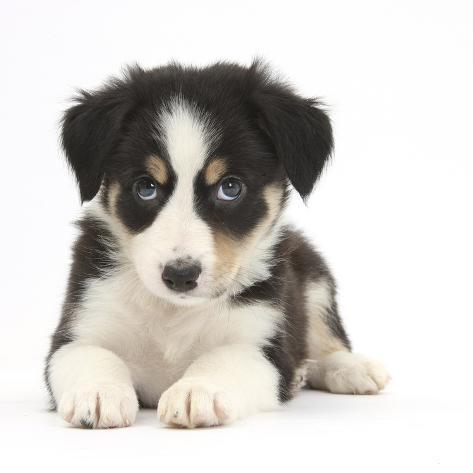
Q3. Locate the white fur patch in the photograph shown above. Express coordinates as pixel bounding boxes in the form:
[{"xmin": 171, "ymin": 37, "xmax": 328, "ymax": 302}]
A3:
[{"xmin": 158, "ymin": 97, "xmax": 219, "ymax": 179}]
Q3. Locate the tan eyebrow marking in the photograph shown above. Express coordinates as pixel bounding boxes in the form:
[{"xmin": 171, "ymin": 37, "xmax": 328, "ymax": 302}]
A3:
[
  {"xmin": 146, "ymin": 155, "xmax": 168, "ymax": 185},
  {"xmin": 204, "ymin": 158, "xmax": 227, "ymax": 186}
]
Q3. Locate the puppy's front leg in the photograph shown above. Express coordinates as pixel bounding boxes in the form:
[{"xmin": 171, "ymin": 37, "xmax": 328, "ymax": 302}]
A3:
[
  {"xmin": 47, "ymin": 343, "xmax": 139, "ymax": 428},
  {"xmin": 157, "ymin": 344, "xmax": 280, "ymax": 428}
]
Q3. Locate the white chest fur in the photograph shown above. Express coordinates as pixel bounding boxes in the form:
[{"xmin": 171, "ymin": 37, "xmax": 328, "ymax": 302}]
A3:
[{"xmin": 70, "ymin": 266, "xmax": 281, "ymax": 406}]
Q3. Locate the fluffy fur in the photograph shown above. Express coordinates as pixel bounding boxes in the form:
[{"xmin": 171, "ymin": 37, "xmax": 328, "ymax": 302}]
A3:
[{"xmin": 45, "ymin": 61, "xmax": 389, "ymax": 429}]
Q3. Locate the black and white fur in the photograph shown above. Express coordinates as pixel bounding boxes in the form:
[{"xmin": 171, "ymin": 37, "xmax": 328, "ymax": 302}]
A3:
[{"xmin": 45, "ymin": 61, "xmax": 389, "ymax": 429}]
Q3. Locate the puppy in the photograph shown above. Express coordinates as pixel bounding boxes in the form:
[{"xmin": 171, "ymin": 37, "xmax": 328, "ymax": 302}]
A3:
[{"xmin": 45, "ymin": 61, "xmax": 389, "ymax": 429}]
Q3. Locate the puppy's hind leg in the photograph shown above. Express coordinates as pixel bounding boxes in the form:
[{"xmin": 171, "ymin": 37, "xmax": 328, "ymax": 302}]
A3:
[{"xmin": 305, "ymin": 278, "xmax": 390, "ymax": 394}]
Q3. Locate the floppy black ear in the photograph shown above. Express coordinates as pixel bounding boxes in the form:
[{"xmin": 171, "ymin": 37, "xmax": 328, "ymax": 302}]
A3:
[
  {"xmin": 252, "ymin": 75, "xmax": 333, "ymax": 199},
  {"xmin": 61, "ymin": 82, "xmax": 133, "ymax": 202}
]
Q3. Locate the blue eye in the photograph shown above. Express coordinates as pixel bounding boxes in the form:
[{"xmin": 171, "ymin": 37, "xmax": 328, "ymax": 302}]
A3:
[
  {"xmin": 135, "ymin": 177, "xmax": 157, "ymax": 200},
  {"xmin": 217, "ymin": 177, "xmax": 243, "ymax": 201}
]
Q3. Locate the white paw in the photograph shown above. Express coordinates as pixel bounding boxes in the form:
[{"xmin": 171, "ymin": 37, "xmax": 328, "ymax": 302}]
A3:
[
  {"xmin": 310, "ymin": 352, "xmax": 390, "ymax": 394},
  {"xmin": 57, "ymin": 383, "xmax": 139, "ymax": 428},
  {"xmin": 157, "ymin": 378, "xmax": 236, "ymax": 428}
]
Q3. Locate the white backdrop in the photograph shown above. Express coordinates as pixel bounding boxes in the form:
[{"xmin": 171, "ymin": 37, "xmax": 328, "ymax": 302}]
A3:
[{"xmin": 1, "ymin": 0, "xmax": 472, "ymax": 471}]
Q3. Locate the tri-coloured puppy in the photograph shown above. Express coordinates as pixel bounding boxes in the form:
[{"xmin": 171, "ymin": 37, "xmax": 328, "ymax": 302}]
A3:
[{"xmin": 45, "ymin": 61, "xmax": 389, "ymax": 429}]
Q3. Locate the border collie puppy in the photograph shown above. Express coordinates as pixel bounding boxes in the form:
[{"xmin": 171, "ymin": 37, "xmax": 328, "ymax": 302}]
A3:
[{"xmin": 45, "ymin": 61, "xmax": 389, "ymax": 429}]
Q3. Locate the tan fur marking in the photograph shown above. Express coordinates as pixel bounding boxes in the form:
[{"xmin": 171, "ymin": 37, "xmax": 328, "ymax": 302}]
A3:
[
  {"xmin": 212, "ymin": 184, "xmax": 283, "ymax": 292},
  {"xmin": 306, "ymin": 280, "xmax": 348, "ymax": 359},
  {"xmin": 146, "ymin": 155, "xmax": 168, "ymax": 185},
  {"xmin": 262, "ymin": 184, "xmax": 284, "ymax": 223},
  {"xmin": 108, "ymin": 181, "xmax": 121, "ymax": 216},
  {"xmin": 213, "ymin": 232, "xmax": 240, "ymax": 287},
  {"xmin": 309, "ymin": 315, "xmax": 347, "ymax": 357},
  {"xmin": 204, "ymin": 158, "xmax": 227, "ymax": 185},
  {"xmin": 105, "ymin": 181, "xmax": 132, "ymax": 239}
]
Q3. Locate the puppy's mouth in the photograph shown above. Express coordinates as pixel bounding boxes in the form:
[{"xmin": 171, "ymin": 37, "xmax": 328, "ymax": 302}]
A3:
[{"xmin": 159, "ymin": 278, "xmax": 235, "ymax": 306}]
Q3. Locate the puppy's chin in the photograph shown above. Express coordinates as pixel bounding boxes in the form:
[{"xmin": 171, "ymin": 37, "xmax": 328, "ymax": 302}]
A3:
[{"xmin": 160, "ymin": 291, "xmax": 212, "ymax": 308}]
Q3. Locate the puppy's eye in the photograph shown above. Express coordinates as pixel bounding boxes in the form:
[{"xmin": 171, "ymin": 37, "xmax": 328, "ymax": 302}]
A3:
[
  {"xmin": 217, "ymin": 177, "xmax": 243, "ymax": 201},
  {"xmin": 134, "ymin": 177, "xmax": 158, "ymax": 200}
]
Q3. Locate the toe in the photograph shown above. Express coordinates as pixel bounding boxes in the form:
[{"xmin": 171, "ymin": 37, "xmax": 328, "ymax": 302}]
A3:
[
  {"xmin": 189, "ymin": 388, "xmax": 218, "ymax": 427},
  {"xmin": 367, "ymin": 361, "xmax": 391, "ymax": 390}
]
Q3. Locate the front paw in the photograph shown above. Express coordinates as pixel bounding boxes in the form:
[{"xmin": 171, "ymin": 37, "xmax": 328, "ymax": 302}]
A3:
[
  {"xmin": 57, "ymin": 383, "xmax": 138, "ymax": 429},
  {"xmin": 157, "ymin": 378, "xmax": 236, "ymax": 428}
]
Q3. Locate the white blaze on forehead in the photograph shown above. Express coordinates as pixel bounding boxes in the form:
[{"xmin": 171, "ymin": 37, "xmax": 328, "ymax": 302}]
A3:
[
  {"xmin": 155, "ymin": 98, "xmax": 216, "ymax": 246},
  {"xmin": 159, "ymin": 97, "xmax": 217, "ymax": 177},
  {"xmin": 153, "ymin": 97, "xmax": 217, "ymax": 257}
]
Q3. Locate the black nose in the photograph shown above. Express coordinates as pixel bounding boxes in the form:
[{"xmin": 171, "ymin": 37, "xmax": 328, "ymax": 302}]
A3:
[{"xmin": 162, "ymin": 260, "xmax": 202, "ymax": 292}]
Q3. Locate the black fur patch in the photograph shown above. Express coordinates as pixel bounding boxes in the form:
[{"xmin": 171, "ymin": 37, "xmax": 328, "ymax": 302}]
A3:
[
  {"xmin": 234, "ymin": 227, "xmax": 351, "ymax": 402},
  {"xmin": 44, "ymin": 216, "xmax": 119, "ymax": 403},
  {"xmin": 111, "ymin": 162, "xmax": 176, "ymax": 234},
  {"xmin": 80, "ymin": 418, "xmax": 94, "ymax": 429}
]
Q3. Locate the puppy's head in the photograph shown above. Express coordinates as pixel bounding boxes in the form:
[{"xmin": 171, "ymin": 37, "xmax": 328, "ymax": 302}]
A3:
[{"xmin": 62, "ymin": 62, "xmax": 333, "ymax": 305}]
